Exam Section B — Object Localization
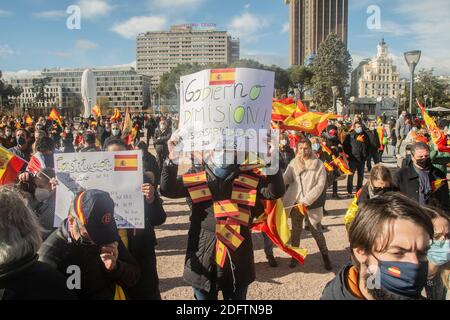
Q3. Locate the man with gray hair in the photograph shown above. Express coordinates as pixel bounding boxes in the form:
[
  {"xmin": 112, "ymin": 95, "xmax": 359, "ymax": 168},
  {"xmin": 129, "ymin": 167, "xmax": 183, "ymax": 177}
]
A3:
[
  {"xmin": 394, "ymin": 141, "xmax": 449, "ymax": 211},
  {"xmin": 0, "ymin": 186, "xmax": 75, "ymax": 300}
]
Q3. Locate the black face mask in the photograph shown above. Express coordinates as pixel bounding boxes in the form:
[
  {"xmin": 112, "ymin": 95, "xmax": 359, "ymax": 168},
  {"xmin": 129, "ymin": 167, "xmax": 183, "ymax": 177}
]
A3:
[
  {"xmin": 415, "ymin": 157, "xmax": 432, "ymax": 170},
  {"xmin": 16, "ymin": 136, "xmax": 26, "ymax": 146}
]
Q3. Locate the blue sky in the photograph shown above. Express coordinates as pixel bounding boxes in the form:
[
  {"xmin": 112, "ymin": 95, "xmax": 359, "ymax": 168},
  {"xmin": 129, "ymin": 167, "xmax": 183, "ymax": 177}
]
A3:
[{"xmin": 1, "ymin": 0, "xmax": 449, "ymax": 76}]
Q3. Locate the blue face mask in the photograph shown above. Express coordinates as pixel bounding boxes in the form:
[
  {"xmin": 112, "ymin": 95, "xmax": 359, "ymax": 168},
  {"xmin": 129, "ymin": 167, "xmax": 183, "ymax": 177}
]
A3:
[
  {"xmin": 312, "ymin": 143, "xmax": 321, "ymax": 152},
  {"xmin": 428, "ymin": 239, "xmax": 450, "ymax": 266},
  {"xmin": 378, "ymin": 260, "xmax": 428, "ymax": 299}
]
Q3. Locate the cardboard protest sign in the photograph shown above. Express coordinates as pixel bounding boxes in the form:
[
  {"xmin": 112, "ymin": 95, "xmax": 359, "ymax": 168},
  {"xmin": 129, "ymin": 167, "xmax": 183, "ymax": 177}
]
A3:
[
  {"xmin": 179, "ymin": 68, "xmax": 275, "ymax": 153},
  {"xmin": 53, "ymin": 150, "xmax": 144, "ymax": 229}
]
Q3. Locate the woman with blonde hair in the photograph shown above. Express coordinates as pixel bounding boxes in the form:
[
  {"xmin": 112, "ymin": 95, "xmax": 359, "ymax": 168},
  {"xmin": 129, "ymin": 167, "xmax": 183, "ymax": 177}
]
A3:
[
  {"xmin": 283, "ymin": 137, "xmax": 331, "ymax": 270},
  {"xmin": 344, "ymin": 163, "xmax": 396, "ymax": 229}
]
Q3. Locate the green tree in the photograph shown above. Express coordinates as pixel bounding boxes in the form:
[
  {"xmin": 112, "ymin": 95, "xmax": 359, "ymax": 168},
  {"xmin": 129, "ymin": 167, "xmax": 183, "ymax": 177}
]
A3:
[
  {"xmin": 401, "ymin": 69, "xmax": 450, "ymax": 111},
  {"xmin": 32, "ymin": 76, "xmax": 53, "ymax": 108},
  {"xmin": 311, "ymin": 33, "xmax": 352, "ymax": 112},
  {"xmin": 0, "ymin": 70, "xmax": 23, "ymax": 112},
  {"xmin": 288, "ymin": 65, "xmax": 314, "ymax": 99},
  {"xmin": 97, "ymin": 96, "xmax": 110, "ymax": 111}
]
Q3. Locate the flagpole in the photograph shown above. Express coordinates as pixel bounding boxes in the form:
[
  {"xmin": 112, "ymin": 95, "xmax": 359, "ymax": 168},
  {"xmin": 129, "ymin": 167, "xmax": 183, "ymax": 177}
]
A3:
[{"xmin": 0, "ymin": 145, "xmax": 53, "ymax": 181}]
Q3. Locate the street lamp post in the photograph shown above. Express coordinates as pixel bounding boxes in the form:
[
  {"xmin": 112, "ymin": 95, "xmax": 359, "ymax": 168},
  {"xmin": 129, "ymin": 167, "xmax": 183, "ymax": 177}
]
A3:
[
  {"xmin": 430, "ymin": 97, "xmax": 434, "ymax": 108},
  {"xmin": 332, "ymin": 86, "xmax": 339, "ymax": 114},
  {"xmin": 174, "ymin": 83, "xmax": 180, "ymax": 112},
  {"xmin": 404, "ymin": 50, "xmax": 421, "ymax": 115}
]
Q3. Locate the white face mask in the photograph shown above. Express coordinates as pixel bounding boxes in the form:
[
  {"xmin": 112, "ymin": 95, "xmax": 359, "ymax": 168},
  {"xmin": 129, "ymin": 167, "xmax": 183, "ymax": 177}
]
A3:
[
  {"xmin": 35, "ymin": 187, "xmax": 51, "ymax": 202},
  {"xmin": 112, "ymin": 129, "xmax": 120, "ymax": 136}
]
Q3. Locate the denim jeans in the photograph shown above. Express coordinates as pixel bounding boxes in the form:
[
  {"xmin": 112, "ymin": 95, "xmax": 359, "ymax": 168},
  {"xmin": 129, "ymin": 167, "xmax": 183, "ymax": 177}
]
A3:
[{"xmin": 193, "ymin": 285, "xmax": 248, "ymax": 300}]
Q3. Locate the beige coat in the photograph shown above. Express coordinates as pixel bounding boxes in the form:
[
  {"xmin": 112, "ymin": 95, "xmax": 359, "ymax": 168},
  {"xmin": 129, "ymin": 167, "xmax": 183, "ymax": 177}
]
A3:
[{"xmin": 282, "ymin": 156, "xmax": 327, "ymax": 215}]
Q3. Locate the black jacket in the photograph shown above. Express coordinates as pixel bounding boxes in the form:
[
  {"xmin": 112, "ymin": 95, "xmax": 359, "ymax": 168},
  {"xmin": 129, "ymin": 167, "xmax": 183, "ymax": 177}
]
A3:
[
  {"xmin": 101, "ymin": 130, "xmax": 112, "ymax": 147},
  {"xmin": 160, "ymin": 162, "xmax": 285, "ymax": 292},
  {"xmin": 394, "ymin": 163, "xmax": 449, "ymax": 211},
  {"xmin": 0, "ymin": 254, "xmax": 76, "ymax": 300},
  {"xmin": 279, "ymin": 147, "xmax": 295, "ymax": 173},
  {"xmin": 38, "ymin": 222, "xmax": 141, "ymax": 300},
  {"xmin": 321, "ymin": 264, "xmax": 362, "ymax": 300},
  {"xmin": 153, "ymin": 128, "xmax": 171, "ymax": 155},
  {"xmin": 366, "ymin": 129, "xmax": 381, "ymax": 153},
  {"xmin": 343, "ymin": 131, "xmax": 371, "ymax": 163}
]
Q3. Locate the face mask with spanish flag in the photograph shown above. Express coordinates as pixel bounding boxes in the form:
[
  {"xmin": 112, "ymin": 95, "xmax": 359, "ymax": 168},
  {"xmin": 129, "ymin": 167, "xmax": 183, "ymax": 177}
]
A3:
[{"xmin": 375, "ymin": 258, "xmax": 428, "ymax": 299}]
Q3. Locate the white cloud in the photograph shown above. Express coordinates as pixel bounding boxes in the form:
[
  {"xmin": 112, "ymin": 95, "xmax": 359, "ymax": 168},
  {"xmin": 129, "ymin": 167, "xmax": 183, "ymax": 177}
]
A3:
[
  {"xmin": 75, "ymin": 40, "xmax": 99, "ymax": 51},
  {"xmin": 0, "ymin": 10, "xmax": 12, "ymax": 16},
  {"xmin": 111, "ymin": 16, "xmax": 167, "ymax": 39},
  {"xmin": 281, "ymin": 22, "xmax": 289, "ymax": 34},
  {"xmin": 0, "ymin": 44, "xmax": 14, "ymax": 57},
  {"xmin": 228, "ymin": 13, "xmax": 269, "ymax": 43},
  {"xmin": 244, "ymin": 4, "xmax": 251, "ymax": 9},
  {"xmin": 77, "ymin": 0, "xmax": 114, "ymax": 19},
  {"xmin": 33, "ymin": 10, "xmax": 66, "ymax": 19},
  {"xmin": 151, "ymin": 0, "xmax": 203, "ymax": 8}
]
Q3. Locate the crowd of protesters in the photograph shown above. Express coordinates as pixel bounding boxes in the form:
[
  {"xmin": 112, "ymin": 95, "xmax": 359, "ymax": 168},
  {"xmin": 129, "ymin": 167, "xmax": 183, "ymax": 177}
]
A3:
[{"xmin": 0, "ymin": 108, "xmax": 449, "ymax": 301}]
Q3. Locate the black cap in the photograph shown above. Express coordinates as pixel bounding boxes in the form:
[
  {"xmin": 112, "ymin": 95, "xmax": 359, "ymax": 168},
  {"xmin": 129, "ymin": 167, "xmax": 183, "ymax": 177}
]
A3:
[{"xmin": 73, "ymin": 189, "xmax": 119, "ymax": 245}]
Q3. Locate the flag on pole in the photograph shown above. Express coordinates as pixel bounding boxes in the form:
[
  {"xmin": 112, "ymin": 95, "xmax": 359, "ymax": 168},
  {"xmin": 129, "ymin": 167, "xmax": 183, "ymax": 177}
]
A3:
[
  {"xmin": 26, "ymin": 152, "xmax": 46, "ymax": 174},
  {"xmin": 111, "ymin": 108, "xmax": 121, "ymax": 122},
  {"xmin": 92, "ymin": 105, "xmax": 102, "ymax": 118},
  {"xmin": 281, "ymin": 111, "xmax": 339, "ymax": 136},
  {"xmin": 417, "ymin": 99, "xmax": 450, "ymax": 153},
  {"xmin": 48, "ymin": 108, "xmax": 62, "ymax": 127},
  {"xmin": 25, "ymin": 115, "xmax": 33, "ymax": 126},
  {"xmin": 0, "ymin": 147, "xmax": 26, "ymax": 185}
]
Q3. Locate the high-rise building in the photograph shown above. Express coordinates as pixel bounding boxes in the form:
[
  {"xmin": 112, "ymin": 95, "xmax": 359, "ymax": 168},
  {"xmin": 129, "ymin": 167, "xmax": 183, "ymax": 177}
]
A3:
[
  {"xmin": 286, "ymin": 0, "xmax": 348, "ymax": 65},
  {"xmin": 7, "ymin": 67, "xmax": 151, "ymax": 114},
  {"xmin": 351, "ymin": 39, "xmax": 406, "ymax": 99},
  {"xmin": 136, "ymin": 24, "xmax": 240, "ymax": 88}
]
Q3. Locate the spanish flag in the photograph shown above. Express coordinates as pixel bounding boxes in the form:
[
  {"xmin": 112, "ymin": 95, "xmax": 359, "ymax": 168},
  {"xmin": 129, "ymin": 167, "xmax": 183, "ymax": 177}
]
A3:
[
  {"xmin": 92, "ymin": 105, "xmax": 102, "ymax": 118},
  {"xmin": 216, "ymin": 224, "xmax": 244, "ymax": 251},
  {"xmin": 387, "ymin": 266, "xmax": 401, "ymax": 278},
  {"xmin": 356, "ymin": 134, "xmax": 365, "ymax": 143},
  {"xmin": 252, "ymin": 199, "xmax": 308, "ymax": 264},
  {"xmin": 213, "ymin": 200, "xmax": 240, "ymax": 218},
  {"xmin": 188, "ymin": 184, "xmax": 212, "ymax": 204},
  {"xmin": 227, "ymin": 206, "xmax": 251, "ymax": 227},
  {"xmin": 231, "ymin": 187, "xmax": 257, "ymax": 207},
  {"xmin": 0, "ymin": 147, "xmax": 26, "ymax": 185},
  {"xmin": 272, "ymin": 98, "xmax": 297, "ymax": 122},
  {"xmin": 25, "ymin": 115, "xmax": 33, "ymax": 126},
  {"xmin": 297, "ymin": 100, "xmax": 308, "ymax": 113},
  {"xmin": 210, "ymin": 68, "xmax": 236, "ymax": 86},
  {"xmin": 323, "ymin": 161, "xmax": 334, "ymax": 172},
  {"xmin": 332, "ymin": 157, "xmax": 352, "ymax": 175},
  {"xmin": 234, "ymin": 174, "xmax": 259, "ymax": 189},
  {"xmin": 215, "ymin": 240, "xmax": 228, "ymax": 268},
  {"xmin": 111, "ymin": 108, "xmax": 121, "ymax": 122},
  {"xmin": 417, "ymin": 99, "xmax": 450, "ymax": 153},
  {"xmin": 48, "ymin": 108, "xmax": 62, "ymax": 127},
  {"xmin": 282, "ymin": 111, "xmax": 340, "ymax": 137},
  {"xmin": 182, "ymin": 171, "xmax": 207, "ymax": 187},
  {"xmin": 114, "ymin": 154, "xmax": 138, "ymax": 171},
  {"xmin": 432, "ymin": 179, "xmax": 448, "ymax": 192}
]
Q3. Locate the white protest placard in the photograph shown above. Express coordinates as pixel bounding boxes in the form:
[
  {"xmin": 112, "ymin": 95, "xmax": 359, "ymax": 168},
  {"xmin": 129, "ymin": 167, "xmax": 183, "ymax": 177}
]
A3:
[
  {"xmin": 179, "ymin": 68, "xmax": 275, "ymax": 154},
  {"xmin": 53, "ymin": 150, "xmax": 144, "ymax": 229}
]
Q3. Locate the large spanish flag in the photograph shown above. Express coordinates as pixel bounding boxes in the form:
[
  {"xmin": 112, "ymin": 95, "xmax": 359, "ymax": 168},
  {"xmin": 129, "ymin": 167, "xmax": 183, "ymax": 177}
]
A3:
[
  {"xmin": 0, "ymin": 147, "xmax": 26, "ymax": 185},
  {"xmin": 281, "ymin": 111, "xmax": 340, "ymax": 137},
  {"xmin": 114, "ymin": 154, "xmax": 138, "ymax": 171},
  {"xmin": 417, "ymin": 99, "xmax": 450, "ymax": 153},
  {"xmin": 272, "ymin": 98, "xmax": 297, "ymax": 122},
  {"xmin": 48, "ymin": 108, "xmax": 62, "ymax": 127},
  {"xmin": 252, "ymin": 199, "xmax": 308, "ymax": 264},
  {"xmin": 210, "ymin": 68, "xmax": 236, "ymax": 86}
]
